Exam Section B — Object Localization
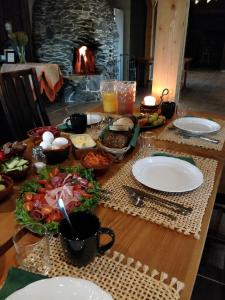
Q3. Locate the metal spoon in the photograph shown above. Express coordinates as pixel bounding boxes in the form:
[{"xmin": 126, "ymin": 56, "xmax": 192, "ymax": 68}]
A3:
[
  {"xmin": 130, "ymin": 195, "xmax": 177, "ymax": 221},
  {"xmin": 123, "ymin": 185, "xmax": 191, "ymax": 215},
  {"xmin": 57, "ymin": 198, "xmax": 74, "ymax": 235}
]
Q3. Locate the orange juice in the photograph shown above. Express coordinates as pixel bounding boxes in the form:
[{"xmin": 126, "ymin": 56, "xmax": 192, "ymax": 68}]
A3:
[{"xmin": 102, "ymin": 92, "xmax": 118, "ymax": 113}]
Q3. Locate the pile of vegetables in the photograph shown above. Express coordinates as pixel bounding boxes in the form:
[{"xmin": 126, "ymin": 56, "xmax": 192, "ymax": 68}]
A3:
[
  {"xmin": 82, "ymin": 151, "xmax": 111, "ymax": 168},
  {"xmin": 15, "ymin": 166, "xmax": 100, "ymax": 235},
  {"xmin": 0, "ymin": 157, "xmax": 29, "ymax": 173},
  {"xmin": 138, "ymin": 113, "xmax": 166, "ymax": 128}
]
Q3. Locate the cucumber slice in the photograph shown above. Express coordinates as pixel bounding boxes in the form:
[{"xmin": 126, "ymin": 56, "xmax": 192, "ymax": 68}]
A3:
[{"xmin": 16, "ymin": 159, "xmax": 28, "ymax": 167}]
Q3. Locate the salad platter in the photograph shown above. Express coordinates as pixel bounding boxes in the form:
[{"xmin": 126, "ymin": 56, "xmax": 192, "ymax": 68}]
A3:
[{"xmin": 15, "ymin": 166, "xmax": 100, "ymax": 235}]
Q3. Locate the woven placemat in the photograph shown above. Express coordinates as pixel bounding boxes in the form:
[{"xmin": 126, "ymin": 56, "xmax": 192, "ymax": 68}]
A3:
[
  {"xmin": 101, "ymin": 148, "xmax": 218, "ymax": 239},
  {"xmin": 157, "ymin": 119, "xmax": 225, "ymax": 151},
  {"xmin": 37, "ymin": 237, "xmax": 184, "ymax": 300}
]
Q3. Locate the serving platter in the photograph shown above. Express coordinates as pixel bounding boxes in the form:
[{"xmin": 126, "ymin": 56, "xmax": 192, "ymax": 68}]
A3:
[
  {"xmin": 132, "ymin": 156, "xmax": 203, "ymax": 193},
  {"xmin": 173, "ymin": 117, "xmax": 221, "ymax": 135},
  {"xmin": 6, "ymin": 277, "xmax": 113, "ymax": 300}
]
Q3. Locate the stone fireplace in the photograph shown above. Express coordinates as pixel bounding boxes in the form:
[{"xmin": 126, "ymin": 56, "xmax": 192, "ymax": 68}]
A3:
[{"xmin": 33, "ymin": 0, "xmax": 119, "ymax": 102}]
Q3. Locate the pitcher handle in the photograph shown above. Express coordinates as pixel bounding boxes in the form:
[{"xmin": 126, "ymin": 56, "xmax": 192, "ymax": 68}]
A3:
[
  {"xmin": 65, "ymin": 117, "xmax": 71, "ymax": 129},
  {"xmin": 98, "ymin": 227, "xmax": 115, "ymax": 254}
]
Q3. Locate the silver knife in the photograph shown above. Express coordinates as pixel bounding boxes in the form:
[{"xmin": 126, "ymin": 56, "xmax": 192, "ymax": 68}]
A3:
[
  {"xmin": 123, "ymin": 185, "xmax": 193, "ymax": 213},
  {"xmin": 177, "ymin": 130, "xmax": 219, "ymax": 144}
]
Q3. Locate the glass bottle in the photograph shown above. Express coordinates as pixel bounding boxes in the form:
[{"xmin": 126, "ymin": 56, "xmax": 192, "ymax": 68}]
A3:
[{"xmin": 32, "ymin": 146, "xmax": 47, "ymax": 174}]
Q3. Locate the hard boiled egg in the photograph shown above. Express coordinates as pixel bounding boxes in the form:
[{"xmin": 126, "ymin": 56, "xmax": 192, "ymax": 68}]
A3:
[
  {"xmin": 40, "ymin": 141, "xmax": 52, "ymax": 150},
  {"xmin": 42, "ymin": 131, "xmax": 54, "ymax": 144},
  {"xmin": 52, "ymin": 137, "xmax": 68, "ymax": 147}
]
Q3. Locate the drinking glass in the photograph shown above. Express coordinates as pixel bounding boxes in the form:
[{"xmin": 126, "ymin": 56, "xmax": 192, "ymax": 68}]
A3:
[
  {"xmin": 13, "ymin": 224, "xmax": 50, "ymax": 275},
  {"xmin": 117, "ymin": 81, "xmax": 136, "ymax": 115},
  {"xmin": 140, "ymin": 132, "xmax": 156, "ymax": 149},
  {"xmin": 100, "ymin": 80, "xmax": 118, "ymax": 113},
  {"xmin": 176, "ymin": 102, "xmax": 188, "ymax": 118}
]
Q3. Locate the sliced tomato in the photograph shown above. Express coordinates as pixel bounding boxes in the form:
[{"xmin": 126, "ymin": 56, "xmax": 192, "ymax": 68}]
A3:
[
  {"xmin": 38, "ymin": 179, "xmax": 48, "ymax": 185},
  {"xmin": 32, "ymin": 199, "xmax": 43, "ymax": 209},
  {"xmin": 41, "ymin": 205, "xmax": 53, "ymax": 216},
  {"xmin": 45, "ymin": 183, "xmax": 54, "ymax": 190},
  {"xmin": 52, "ymin": 167, "xmax": 60, "ymax": 176},
  {"xmin": 33, "ymin": 193, "xmax": 46, "ymax": 202},
  {"xmin": 66, "ymin": 201, "xmax": 79, "ymax": 213},
  {"xmin": 38, "ymin": 187, "xmax": 47, "ymax": 194},
  {"xmin": 87, "ymin": 182, "xmax": 93, "ymax": 189},
  {"xmin": 46, "ymin": 209, "xmax": 63, "ymax": 223},
  {"xmin": 23, "ymin": 201, "xmax": 33, "ymax": 211},
  {"xmin": 73, "ymin": 184, "xmax": 82, "ymax": 191},
  {"xmin": 79, "ymin": 190, "xmax": 92, "ymax": 199},
  {"xmin": 24, "ymin": 192, "xmax": 33, "ymax": 202},
  {"xmin": 48, "ymin": 172, "xmax": 54, "ymax": 178}
]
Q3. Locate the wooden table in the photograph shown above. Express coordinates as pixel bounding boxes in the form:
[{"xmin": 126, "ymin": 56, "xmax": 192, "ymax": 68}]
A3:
[{"xmin": 0, "ymin": 110, "xmax": 225, "ymax": 300}]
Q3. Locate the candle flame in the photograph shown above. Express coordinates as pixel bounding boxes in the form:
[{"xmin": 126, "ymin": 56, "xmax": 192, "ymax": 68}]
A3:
[{"xmin": 144, "ymin": 96, "xmax": 156, "ymax": 106}]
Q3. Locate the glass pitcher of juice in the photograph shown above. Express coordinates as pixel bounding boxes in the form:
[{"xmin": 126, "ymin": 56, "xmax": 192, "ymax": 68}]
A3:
[
  {"xmin": 100, "ymin": 80, "xmax": 118, "ymax": 113},
  {"xmin": 117, "ymin": 81, "xmax": 136, "ymax": 115}
]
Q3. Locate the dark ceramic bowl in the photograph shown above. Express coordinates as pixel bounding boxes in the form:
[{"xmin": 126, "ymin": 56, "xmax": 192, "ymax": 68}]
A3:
[
  {"xmin": 72, "ymin": 145, "xmax": 97, "ymax": 160},
  {"xmin": 1, "ymin": 142, "xmax": 27, "ymax": 160},
  {"xmin": 0, "ymin": 174, "xmax": 14, "ymax": 203},
  {"xmin": 0, "ymin": 158, "xmax": 31, "ymax": 180},
  {"xmin": 44, "ymin": 141, "xmax": 71, "ymax": 165},
  {"xmin": 27, "ymin": 126, "xmax": 60, "ymax": 144},
  {"xmin": 80, "ymin": 149, "xmax": 114, "ymax": 176}
]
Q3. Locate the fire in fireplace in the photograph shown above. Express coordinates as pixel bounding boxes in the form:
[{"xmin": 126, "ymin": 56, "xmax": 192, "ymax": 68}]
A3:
[{"xmin": 73, "ymin": 46, "xmax": 96, "ymax": 75}]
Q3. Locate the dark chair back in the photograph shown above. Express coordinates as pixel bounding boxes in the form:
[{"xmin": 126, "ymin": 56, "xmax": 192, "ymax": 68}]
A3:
[{"xmin": 0, "ymin": 68, "xmax": 51, "ymax": 141}]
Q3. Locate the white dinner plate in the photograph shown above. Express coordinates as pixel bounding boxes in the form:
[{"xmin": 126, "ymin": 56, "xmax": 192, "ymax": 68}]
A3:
[
  {"xmin": 173, "ymin": 117, "xmax": 221, "ymax": 135},
  {"xmin": 132, "ymin": 156, "xmax": 203, "ymax": 193},
  {"xmin": 63, "ymin": 113, "xmax": 102, "ymax": 126},
  {"xmin": 6, "ymin": 276, "xmax": 113, "ymax": 300}
]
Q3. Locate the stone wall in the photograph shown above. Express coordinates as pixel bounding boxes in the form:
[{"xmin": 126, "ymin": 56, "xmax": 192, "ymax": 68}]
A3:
[{"xmin": 33, "ymin": 0, "xmax": 119, "ymax": 78}]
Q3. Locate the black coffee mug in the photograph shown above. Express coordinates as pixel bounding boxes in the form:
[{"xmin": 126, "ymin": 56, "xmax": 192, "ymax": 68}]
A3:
[
  {"xmin": 160, "ymin": 101, "xmax": 176, "ymax": 119},
  {"xmin": 66, "ymin": 113, "xmax": 87, "ymax": 133},
  {"xmin": 59, "ymin": 211, "xmax": 115, "ymax": 267}
]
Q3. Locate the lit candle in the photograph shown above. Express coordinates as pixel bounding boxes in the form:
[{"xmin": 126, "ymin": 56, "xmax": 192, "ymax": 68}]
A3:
[{"xmin": 144, "ymin": 96, "xmax": 156, "ymax": 106}]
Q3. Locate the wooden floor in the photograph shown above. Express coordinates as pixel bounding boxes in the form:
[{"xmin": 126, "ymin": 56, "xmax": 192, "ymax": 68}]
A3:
[{"xmin": 180, "ymin": 70, "xmax": 225, "ymax": 115}]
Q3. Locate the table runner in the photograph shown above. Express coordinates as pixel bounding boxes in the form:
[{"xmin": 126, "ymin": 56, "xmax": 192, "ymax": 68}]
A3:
[
  {"xmin": 19, "ymin": 237, "xmax": 184, "ymax": 300},
  {"xmin": 101, "ymin": 148, "xmax": 218, "ymax": 239},
  {"xmin": 157, "ymin": 119, "xmax": 225, "ymax": 151}
]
